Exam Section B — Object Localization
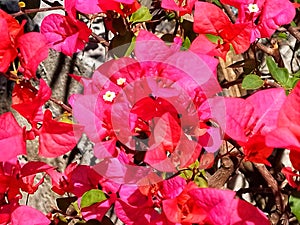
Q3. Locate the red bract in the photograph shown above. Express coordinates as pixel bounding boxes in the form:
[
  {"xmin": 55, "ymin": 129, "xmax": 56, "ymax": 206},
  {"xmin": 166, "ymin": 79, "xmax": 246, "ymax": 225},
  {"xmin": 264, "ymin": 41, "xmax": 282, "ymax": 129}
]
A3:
[
  {"xmin": 17, "ymin": 32, "xmax": 49, "ymax": 79},
  {"xmin": 0, "ymin": 10, "xmax": 48, "ymax": 78},
  {"xmin": 47, "ymin": 163, "xmax": 103, "ymax": 196},
  {"xmin": 40, "ymin": 14, "xmax": 91, "ymax": 56},
  {"xmin": 0, "ymin": 9, "xmax": 24, "ymax": 73},
  {"xmin": 0, "ymin": 113, "xmax": 26, "ymax": 162},
  {"xmin": 39, "ymin": 109, "xmax": 83, "ymax": 157},
  {"xmin": 0, "ymin": 160, "xmax": 52, "ymax": 204},
  {"xmin": 220, "ymin": 0, "xmax": 295, "ymax": 41},
  {"xmin": 162, "ymin": 182, "xmax": 207, "ymax": 224},
  {"xmin": 115, "ymin": 176, "xmax": 191, "ymax": 224},
  {"xmin": 0, "ymin": 200, "xmax": 18, "ymax": 225},
  {"xmin": 12, "ymin": 79, "xmax": 83, "ymax": 158},
  {"xmin": 12, "ymin": 79, "xmax": 51, "ymax": 123},
  {"xmin": 193, "ymin": 2, "xmax": 252, "ymax": 59},
  {"xmin": 98, "ymin": 0, "xmax": 140, "ymax": 16},
  {"xmin": 281, "ymin": 167, "xmax": 300, "ymax": 190},
  {"xmin": 161, "ymin": 0, "xmax": 197, "ymax": 16}
]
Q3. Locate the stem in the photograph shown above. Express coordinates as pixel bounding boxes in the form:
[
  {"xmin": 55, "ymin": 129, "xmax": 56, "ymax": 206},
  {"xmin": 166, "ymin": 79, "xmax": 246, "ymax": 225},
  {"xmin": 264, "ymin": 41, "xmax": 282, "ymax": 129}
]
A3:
[
  {"xmin": 25, "ymin": 193, "xmax": 30, "ymax": 205},
  {"xmin": 287, "ymin": 26, "xmax": 300, "ymax": 42},
  {"xmin": 256, "ymin": 42, "xmax": 284, "ymax": 67},
  {"xmin": 50, "ymin": 97, "xmax": 72, "ymax": 113},
  {"xmin": 254, "ymin": 163, "xmax": 284, "ymax": 212},
  {"xmin": 11, "ymin": 6, "xmax": 64, "ymax": 17},
  {"xmin": 91, "ymin": 32, "xmax": 110, "ymax": 47},
  {"xmin": 221, "ymin": 3, "xmax": 236, "ymax": 23}
]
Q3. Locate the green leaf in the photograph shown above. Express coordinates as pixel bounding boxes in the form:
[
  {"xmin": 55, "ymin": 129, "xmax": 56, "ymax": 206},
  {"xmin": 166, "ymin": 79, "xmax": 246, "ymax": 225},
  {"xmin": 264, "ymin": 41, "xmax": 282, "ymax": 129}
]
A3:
[
  {"xmin": 194, "ymin": 176, "xmax": 208, "ymax": 188},
  {"xmin": 124, "ymin": 36, "xmax": 136, "ymax": 57},
  {"xmin": 277, "ymin": 32, "xmax": 288, "ymax": 40},
  {"xmin": 242, "ymin": 74, "xmax": 264, "ymax": 90},
  {"xmin": 290, "ymin": 195, "xmax": 300, "ymax": 222},
  {"xmin": 212, "ymin": 0, "xmax": 222, "ymax": 7},
  {"xmin": 182, "ymin": 37, "xmax": 191, "ymax": 50},
  {"xmin": 293, "ymin": 70, "xmax": 300, "ymax": 78},
  {"xmin": 286, "ymin": 77, "xmax": 300, "ymax": 89},
  {"xmin": 291, "ymin": 21, "xmax": 297, "ymax": 27},
  {"xmin": 80, "ymin": 189, "xmax": 107, "ymax": 209},
  {"xmin": 130, "ymin": 6, "xmax": 152, "ymax": 23},
  {"xmin": 205, "ymin": 34, "xmax": 223, "ymax": 44},
  {"xmin": 266, "ymin": 56, "xmax": 289, "ymax": 85}
]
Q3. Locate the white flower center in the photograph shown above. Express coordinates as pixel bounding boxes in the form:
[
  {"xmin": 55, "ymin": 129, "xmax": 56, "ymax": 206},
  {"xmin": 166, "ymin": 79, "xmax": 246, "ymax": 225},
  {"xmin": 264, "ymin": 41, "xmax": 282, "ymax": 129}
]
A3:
[
  {"xmin": 103, "ymin": 91, "xmax": 116, "ymax": 102},
  {"xmin": 117, "ymin": 77, "xmax": 126, "ymax": 86},
  {"xmin": 248, "ymin": 3, "xmax": 259, "ymax": 13}
]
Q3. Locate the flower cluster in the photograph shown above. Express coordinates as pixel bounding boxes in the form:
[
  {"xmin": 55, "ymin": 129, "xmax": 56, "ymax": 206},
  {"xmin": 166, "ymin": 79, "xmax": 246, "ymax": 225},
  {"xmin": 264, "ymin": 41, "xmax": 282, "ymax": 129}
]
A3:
[{"xmin": 0, "ymin": 0, "xmax": 299, "ymax": 224}]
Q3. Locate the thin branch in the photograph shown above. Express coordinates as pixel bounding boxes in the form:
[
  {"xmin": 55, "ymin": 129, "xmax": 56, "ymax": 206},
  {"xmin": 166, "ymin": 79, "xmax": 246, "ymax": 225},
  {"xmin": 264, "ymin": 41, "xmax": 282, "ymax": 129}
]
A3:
[
  {"xmin": 221, "ymin": 3, "xmax": 236, "ymax": 23},
  {"xmin": 256, "ymin": 42, "xmax": 284, "ymax": 67},
  {"xmin": 91, "ymin": 32, "xmax": 110, "ymax": 47},
  {"xmin": 254, "ymin": 163, "xmax": 284, "ymax": 212},
  {"xmin": 11, "ymin": 6, "xmax": 64, "ymax": 17},
  {"xmin": 287, "ymin": 26, "xmax": 300, "ymax": 42},
  {"xmin": 50, "ymin": 97, "xmax": 72, "ymax": 113}
]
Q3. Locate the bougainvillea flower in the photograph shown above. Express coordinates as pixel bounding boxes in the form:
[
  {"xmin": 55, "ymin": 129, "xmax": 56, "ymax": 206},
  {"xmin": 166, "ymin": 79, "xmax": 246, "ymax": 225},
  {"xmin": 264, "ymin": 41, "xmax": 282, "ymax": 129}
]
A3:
[
  {"xmin": 73, "ymin": 30, "xmax": 222, "ymax": 177},
  {"xmin": 115, "ymin": 176, "xmax": 194, "ymax": 224},
  {"xmin": 41, "ymin": 14, "xmax": 92, "ymax": 56},
  {"xmin": 0, "ymin": 10, "xmax": 47, "ymax": 78},
  {"xmin": 220, "ymin": 0, "xmax": 296, "ymax": 41},
  {"xmin": 116, "ymin": 178, "xmax": 269, "ymax": 224},
  {"xmin": 17, "ymin": 32, "xmax": 49, "ymax": 79},
  {"xmin": 47, "ymin": 163, "xmax": 104, "ymax": 196},
  {"xmin": 0, "ymin": 9, "xmax": 25, "ymax": 73},
  {"xmin": 162, "ymin": 182, "xmax": 207, "ymax": 224},
  {"xmin": 0, "ymin": 160, "xmax": 52, "ymax": 203},
  {"xmin": 161, "ymin": 0, "xmax": 197, "ymax": 16},
  {"xmin": 0, "ymin": 113, "xmax": 26, "ymax": 162},
  {"xmin": 12, "ymin": 79, "xmax": 52, "ymax": 123},
  {"xmin": 266, "ymin": 82, "xmax": 300, "ymax": 151},
  {"xmin": 201, "ymin": 88, "xmax": 286, "ymax": 165},
  {"xmin": 12, "ymin": 79, "xmax": 83, "ymax": 158},
  {"xmin": 193, "ymin": 2, "xmax": 252, "ymax": 59},
  {"xmin": 227, "ymin": 88, "xmax": 286, "ymax": 164}
]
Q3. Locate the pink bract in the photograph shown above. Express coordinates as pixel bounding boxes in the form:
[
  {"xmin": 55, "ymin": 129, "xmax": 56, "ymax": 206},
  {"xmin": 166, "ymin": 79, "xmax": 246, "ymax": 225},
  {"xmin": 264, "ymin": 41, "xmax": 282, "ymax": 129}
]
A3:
[
  {"xmin": 10, "ymin": 205, "xmax": 50, "ymax": 225},
  {"xmin": 41, "ymin": 14, "xmax": 91, "ymax": 56},
  {"xmin": 267, "ymin": 82, "xmax": 300, "ymax": 151}
]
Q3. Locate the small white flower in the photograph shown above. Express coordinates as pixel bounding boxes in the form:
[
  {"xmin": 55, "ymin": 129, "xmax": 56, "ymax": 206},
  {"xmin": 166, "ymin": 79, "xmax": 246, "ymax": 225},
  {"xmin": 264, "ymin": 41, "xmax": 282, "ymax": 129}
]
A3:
[
  {"xmin": 248, "ymin": 3, "xmax": 259, "ymax": 13},
  {"xmin": 117, "ymin": 77, "xmax": 126, "ymax": 86},
  {"xmin": 103, "ymin": 91, "xmax": 116, "ymax": 102}
]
